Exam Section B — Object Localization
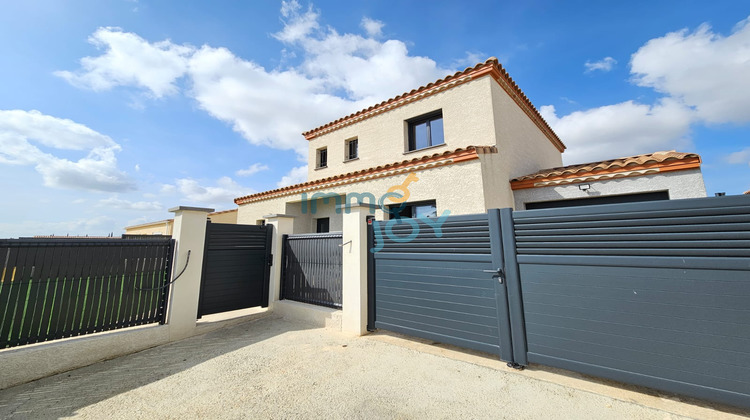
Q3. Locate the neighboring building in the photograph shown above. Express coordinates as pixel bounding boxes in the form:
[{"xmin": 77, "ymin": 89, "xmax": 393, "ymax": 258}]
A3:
[
  {"xmin": 123, "ymin": 209, "xmax": 238, "ymax": 235},
  {"xmin": 234, "ymin": 58, "xmax": 707, "ymax": 232},
  {"xmin": 124, "ymin": 219, "xmax": 174, "ymax": 236},
  {"xmin": 511, "ymin": 151, "xmax": 707, "ymax": 210}
]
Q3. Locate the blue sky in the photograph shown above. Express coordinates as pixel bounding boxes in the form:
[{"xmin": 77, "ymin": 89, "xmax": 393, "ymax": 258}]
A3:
[{"xmin": 1, "ymin": 1, "xmax": 749, "ymax": 237}]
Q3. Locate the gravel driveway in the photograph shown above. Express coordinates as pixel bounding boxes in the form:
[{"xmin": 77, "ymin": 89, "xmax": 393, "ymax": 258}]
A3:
[{"xmin": 0, "ymin": 315, "xmax": 746, "ymax": 419}]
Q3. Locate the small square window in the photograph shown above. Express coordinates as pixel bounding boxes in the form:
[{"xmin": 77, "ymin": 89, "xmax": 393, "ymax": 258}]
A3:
[
  {"xmin": 407, "ymin": 110, "xmax": 444, "ymax": 152},
  {"xmin": 345, "ymin": 138, "xmax": 358, "ymax": 161},
  {"xmin": 316, "ymin": 217, "xmax": 330, "ymax": 233},
  {"xmin": 316, "ymin": 147, "xmax": 328, "ymax": 168}
]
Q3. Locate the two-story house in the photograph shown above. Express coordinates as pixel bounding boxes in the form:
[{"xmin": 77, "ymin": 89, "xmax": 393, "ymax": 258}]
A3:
[{"xmin": 234, "ymin": 58, "xmax": 706, "ymax": 232}]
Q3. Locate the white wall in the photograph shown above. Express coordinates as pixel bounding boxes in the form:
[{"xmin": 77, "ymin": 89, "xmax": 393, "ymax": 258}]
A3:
[
  {"xmin": 238, "ymin": 160, "xmax": 488, "ymax": 231},
  {"xmin": 512, "ymin": 169, "xmax": 708, "ymax": 209},
  {"xmin": 306, "ymin": 77, "xmax": 497, "ymax": 181}
]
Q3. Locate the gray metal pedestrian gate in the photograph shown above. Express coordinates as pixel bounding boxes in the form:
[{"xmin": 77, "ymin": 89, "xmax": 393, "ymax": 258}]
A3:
[
  {"xmin": 370, "ymin": 211, "xmax": 515, "ymax": 362},
  {"xmin": 198, "ymin": 222, "xmax": 272, "ymax": 317},
  {"xmin": 369, "ymin": 195, "xmax": 750, "ymax": 409}
]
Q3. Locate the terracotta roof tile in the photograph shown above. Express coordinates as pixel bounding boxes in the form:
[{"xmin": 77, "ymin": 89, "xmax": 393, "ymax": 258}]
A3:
[
  {"xmin": 235, "ymin": 146, "xmax": 496, "ymax": 204},
  {"xmin": 301, "ymin": 58, "xmax": 565, "ymax": 152},
  {"xmin": 510, "ymin": 151, "xmax": 701, "ymax": 190},
  {"xmin": 512, "ymin": 151, "xmax": 700, "ymax": 181}
]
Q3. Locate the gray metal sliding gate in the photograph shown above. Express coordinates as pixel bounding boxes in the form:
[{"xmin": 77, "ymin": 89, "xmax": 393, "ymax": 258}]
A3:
[
  {"xmin": 509, "ymin": 195, "xmax": 750, "ymax": 409},
  {"xmin": 370, "ymin": 195, "xmax": 750, "ymax": 409}
]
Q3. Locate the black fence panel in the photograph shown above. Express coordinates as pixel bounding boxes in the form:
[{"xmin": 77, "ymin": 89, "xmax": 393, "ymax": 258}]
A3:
[
  {"xmin": 0, "ymin": 238, "xmax": 174, "ymax": 349},
  {"xmin": 509, "ymin": 195, "xmax": 750, "ymax": 409},
  {"xmin": 198, "ymin": 223, "xmax": 272, "ymax": 317},
  {"xmin": 281, "ymin": 233, "xmax": 343, "ymax": 309}
]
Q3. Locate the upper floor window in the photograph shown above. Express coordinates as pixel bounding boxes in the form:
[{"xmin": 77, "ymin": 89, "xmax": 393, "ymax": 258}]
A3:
[
  {"xmin": 316, "ymin": 147, "xmax": 328, "ymax": 169},
  {"xmin": 345, "ymin": 138, "xmax": 358, "ymax": 161},
  {"xmin": 407, "ymin": 110, "xmax": 444, "ymax": 152}
]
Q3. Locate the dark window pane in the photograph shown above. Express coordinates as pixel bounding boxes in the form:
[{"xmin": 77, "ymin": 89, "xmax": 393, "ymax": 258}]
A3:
[
  {"xmin": 318, "ymin": 148, "xmax": 327, "ymax": 167},
  {"xmin": 429, "ymin": 117, "xmax": 444, "ymax": 146},
  {"xmin": 413, "ymin": 121, "xmax": 429, "ymax": 150},
  {"xmin": 316, "ymin": 218, "xmax": 330, "ymax": 233},
  {"xmin": 348, "ymin": 139, "xmax": 358, "ymax": 159}
]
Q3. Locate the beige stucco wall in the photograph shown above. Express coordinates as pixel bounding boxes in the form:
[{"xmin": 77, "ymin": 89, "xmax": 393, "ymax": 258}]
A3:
[
  {"xmin": 480, "ymin": 80, "xmax": 564, "ymax": 211},
  {"xmin": 238, "ymin": 160, "xmax": 488, "ymax": 233},
  {"xmin": 512, "ymin": 169, "xmax": 708, "ymax": 210},
  {"xmin": 125, "ymin": 220, "xmax": 173, "ymax": 235},
  {"xmin": 208, "ymin": 209, "xmax": 238, "ymax": 224},
  {"xmin": 306, "ymin": 77, "xmax": 497, "ymax": 181}
]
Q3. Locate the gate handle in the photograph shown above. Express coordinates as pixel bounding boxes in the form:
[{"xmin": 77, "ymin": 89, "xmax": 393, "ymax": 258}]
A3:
[{"xmin": 483, "ymin": 268, "xmax": 505, "ymax": 284}]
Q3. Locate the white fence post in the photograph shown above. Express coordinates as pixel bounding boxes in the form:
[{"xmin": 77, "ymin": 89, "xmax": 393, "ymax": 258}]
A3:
[
  {"xmin": 341, "ymin": 203, "xmax": 376, "ymax": 335},
  {"xmin": 264, "ymin": 214, "xmax": 295, "ymax": 310},
  {"xmin": 167, "ymin": 206, "xmax": 213, "ymax": 341}
]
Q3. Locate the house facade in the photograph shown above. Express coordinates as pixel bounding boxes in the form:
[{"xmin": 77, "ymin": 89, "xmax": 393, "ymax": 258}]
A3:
[
  {"xmin": 235, "ymin": 58, "xmax": 707, "ymax": 232},
  {"xmin": 235, "ymin": 58, "xmax": 565, "ymax": 232}
]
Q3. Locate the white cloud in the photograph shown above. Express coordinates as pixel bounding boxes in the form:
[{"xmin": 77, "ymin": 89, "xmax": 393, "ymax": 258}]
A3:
[
  {"xmin": 97, "ymin": 196, "xmax": 163, "ymax": 211},
  {"xmin": 275, "ymin": 0, "xmax": 320, "ymax": 43},
  {"xmin": 584, "ymin": 57, "xmax": 617, "ymax": 73},
  {"xmin": 54, "ymin": 27, "xmax": 193, "ymax": 98},
  {"xmin": 545, "ymin": 16, "xmax": 750, "ymax": 164},
  {"xmin": 277, "ymin": 165, "xmax": 308, "ymax": 187},
  {"xmin": 631, "ymin": 17, "xmax": 750, "ymax": 124},
  {"xmin": 235, "ymin": 163, "xmax": 270, "ymax": 177},
  {"xmin": 450, "ymin": 51, "xmax": 486, "ymax": 70},
  {"xmin": 187, "ymin": 45, "xmax": 353, "ymax": 155},
  {"xmin": 361, "ymin": 17, "xmax": 384, "ymax": 37},
  {"xmin": 168, "ymin": 176, "xmax": 253, "ymax": 205},
  {"xmin": 726, "ymin": 148, "xmax": 750, "ymax": 166},
  {"xmin": 58, "ymin": 3, "xmax": 455, "ymax": 157},
  {"xmin": 541, "ymin": 99, "xmax": 694, "ymax": 164},
  {"xmin": 0, "ymin": 109, "xmax": 134, "ymax": 192}
]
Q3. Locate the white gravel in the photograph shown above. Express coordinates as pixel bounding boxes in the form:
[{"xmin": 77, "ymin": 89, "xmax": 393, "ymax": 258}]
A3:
[{"xmin": 0, "ymin": 315, "xmax": 743, "ymax": 419}]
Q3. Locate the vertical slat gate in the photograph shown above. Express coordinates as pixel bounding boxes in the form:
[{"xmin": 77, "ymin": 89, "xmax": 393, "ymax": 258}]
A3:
[
  {"xmin": 198, "ymin": 222, "xmax": 272, "ymax": 317},
  {"xmin": 281, "ymin": 233, "xmax": 343, "ymax": 309},
  {"xmin": 0, "ymin": 238, "xmax": 174, "ymax": 349}
]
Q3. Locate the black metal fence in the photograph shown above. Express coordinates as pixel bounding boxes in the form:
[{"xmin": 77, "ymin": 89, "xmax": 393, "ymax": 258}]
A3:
[
  {"xmin": 0, "ymin": 237, "xmax": 174, "ymax": 349},
  {"xmin": 281, "ymin": 233, "xmax": 343, "ymax": 309}
]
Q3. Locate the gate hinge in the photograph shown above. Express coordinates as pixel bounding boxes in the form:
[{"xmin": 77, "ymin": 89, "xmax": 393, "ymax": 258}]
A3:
[{"xmin": 267, "ymin": 254, "xmax": 273, "ymax": 267}]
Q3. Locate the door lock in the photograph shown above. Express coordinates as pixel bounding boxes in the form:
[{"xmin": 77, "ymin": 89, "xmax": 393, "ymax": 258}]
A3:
[{"xmin": 483, "ymin": 268, "xmax": 505, "ymax": 284}]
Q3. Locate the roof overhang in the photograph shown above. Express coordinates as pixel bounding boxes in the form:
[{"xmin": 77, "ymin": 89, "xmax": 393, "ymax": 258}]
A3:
[{"xmin": 235, "ymin": 146, "xmax": 496, "ymax": 205}]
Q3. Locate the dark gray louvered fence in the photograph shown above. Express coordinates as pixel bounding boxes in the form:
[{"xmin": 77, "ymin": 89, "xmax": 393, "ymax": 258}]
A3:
[
  {"xmin": 369, "ymin": 195, "xmax": 750, "ymax": 409},
  {"xmin": 508, "ymin": 195, "xmax": 750, "ymax": 409},
  {"xmin": 0, "ymin": 237, "xmax": 174, "ymax": 349},
  {"xmin": 281, "ymin": 233, "xmax": 343, "ymax": 309}
]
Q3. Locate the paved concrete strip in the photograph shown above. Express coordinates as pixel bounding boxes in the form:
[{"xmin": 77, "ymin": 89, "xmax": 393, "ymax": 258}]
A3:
[{"xmin": 0, "ymin": 316, "xmax": 746, "ymax": 419}]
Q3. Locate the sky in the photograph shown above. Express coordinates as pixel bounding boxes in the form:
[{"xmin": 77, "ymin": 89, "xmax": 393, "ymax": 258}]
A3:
[{"xmin": 1, "ymin": 1, "xmax": 749, "ymax": 238}]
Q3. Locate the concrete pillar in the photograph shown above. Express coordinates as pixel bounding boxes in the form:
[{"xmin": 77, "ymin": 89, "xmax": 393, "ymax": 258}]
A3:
[
  {"xmin": 167, "ymin": 206, "xmax": 213, "ymax": 341},
  {"xmin": 340, "ymin": 203, "xmax": 377, "ymax": 335},
  {"xmin": 264, "ymin": 214, "xmax": 295, "ymax": 310}
]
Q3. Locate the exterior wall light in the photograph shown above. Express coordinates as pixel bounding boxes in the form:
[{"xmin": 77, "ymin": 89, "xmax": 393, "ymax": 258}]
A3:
[{"xmin": 578, "ymin": 183, "xmax": 591, "ymax": 191}]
